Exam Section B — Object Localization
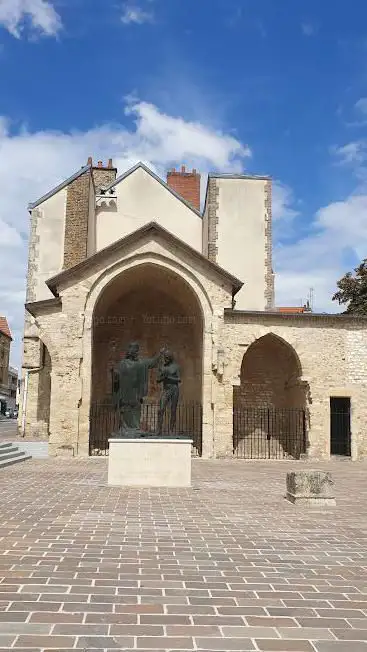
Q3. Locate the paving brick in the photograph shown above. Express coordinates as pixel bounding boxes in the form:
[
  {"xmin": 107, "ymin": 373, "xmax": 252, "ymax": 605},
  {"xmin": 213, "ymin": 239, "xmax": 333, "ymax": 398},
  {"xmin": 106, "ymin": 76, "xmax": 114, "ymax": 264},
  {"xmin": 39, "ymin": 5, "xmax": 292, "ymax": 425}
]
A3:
[
  {"xmin": 255, "ymin": 641, "xmax": 316, "ymax": 651},
  {"xmin": 195, "ymin": 637, "xmax": 255, "ymax": 650},
  {"xmin": 0, "ymin": 623, "xmax": 51, "ymax": 634},
  {"xmin": 313, "ymin": 644, "xmax": 367, "ymax": 652},
  {"xmin": 76, "ymin": 636, "xmax": 134, "ymax": 648},
  {"xmin": 0, "ymin": 457, "xmax": 367, "ymax": 650},
  {"xmin": 245, "ymin": 616, "xmax": 298, "ymax": 627},
  {"xmin": 29, "ymin": 612, "xmax": 84, "ymax": 623},
  {"xmin": 331, "ymin": 628, "xmax": 367, "ymax": 640},
  {"xmin": 52, "ymin": 624, "xmax": 109, "ymax": 635},
  {"xmin": 15, "ymin": 635, "xmax": 76, "ymax": 648},
  {"xmin": 278, "ymin": 627, "xmax": 336, "ymax": 639},
  {"xmin": 136, "ymin": 637, "xmax": 194, "ymax": 649}
]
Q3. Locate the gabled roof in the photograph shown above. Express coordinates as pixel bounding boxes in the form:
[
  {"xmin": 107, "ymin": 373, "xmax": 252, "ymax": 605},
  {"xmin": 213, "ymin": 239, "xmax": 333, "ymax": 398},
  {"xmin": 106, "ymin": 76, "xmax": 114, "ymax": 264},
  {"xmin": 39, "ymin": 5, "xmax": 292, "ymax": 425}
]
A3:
[
  {"xmin": 103, "ymin": 162, "xmax": 203, "ymax": 218},
  {"xmin": 28, "ymin": 164, "xmax": 91, "ymax": 210},
  {"xmin": 0, "ymin": 317, "xmax": 12, "ymax": 340},
  {"xmin": 46, "ymin": 221, "xmax": 243, "ymax": 297}
]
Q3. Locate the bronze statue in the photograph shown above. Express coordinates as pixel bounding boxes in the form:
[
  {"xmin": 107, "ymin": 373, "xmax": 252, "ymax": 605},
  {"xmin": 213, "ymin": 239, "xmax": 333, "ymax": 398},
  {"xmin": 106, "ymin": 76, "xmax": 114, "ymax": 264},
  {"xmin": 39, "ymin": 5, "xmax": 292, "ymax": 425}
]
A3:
[
  {"xmin": 157, "ymin": 350, "xmax": 181, "ymax": 435},
  {"xmin": 112, "ymin": 342, "xmax": 165, "ymax": 436}
]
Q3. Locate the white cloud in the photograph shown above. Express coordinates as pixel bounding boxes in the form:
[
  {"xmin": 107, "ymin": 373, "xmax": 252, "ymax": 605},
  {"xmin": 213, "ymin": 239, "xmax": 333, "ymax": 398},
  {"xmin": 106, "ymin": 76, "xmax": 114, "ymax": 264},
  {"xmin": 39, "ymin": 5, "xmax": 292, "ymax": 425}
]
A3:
[
  {"xmin": 301, "ymin": 22, "xmax": 317, "ymax": 36},
  {"xmin": 121, "ymin": 3, "xmax": 154, "ymax": 25},
  {"xmin": 355, "ymin": 97, "xmax": 367, "ymax": 115},
  {"xmin": 274, "ymin": 191, "xmax": 367, "ymax": 312},
  {"xmin": 333, "ymin": 140, "xmax": 367, "ymax": 166},
  {"xmin": 0, "ymin": 99, "xmax": 250, "ymax": 368},
  {"xmin": 272, "ymin": 181, "xmax": 299, "ymax": 222},
  {"xmin": 0, "ymin": 0, "xmax": 61, "ymax": 38}
]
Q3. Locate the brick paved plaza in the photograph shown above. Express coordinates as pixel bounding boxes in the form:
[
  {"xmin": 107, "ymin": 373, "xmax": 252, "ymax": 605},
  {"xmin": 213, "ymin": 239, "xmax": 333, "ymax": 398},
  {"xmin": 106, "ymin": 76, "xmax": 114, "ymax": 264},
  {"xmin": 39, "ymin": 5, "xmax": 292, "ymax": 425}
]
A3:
[{"xmin": 0, "ymin": 457, "xmax": 366, "ymax": 651}]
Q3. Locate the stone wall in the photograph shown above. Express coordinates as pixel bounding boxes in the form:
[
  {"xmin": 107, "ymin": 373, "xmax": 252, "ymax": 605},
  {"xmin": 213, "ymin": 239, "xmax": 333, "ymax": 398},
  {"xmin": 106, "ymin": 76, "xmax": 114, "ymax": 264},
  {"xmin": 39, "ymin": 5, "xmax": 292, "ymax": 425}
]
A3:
[
  {"xmin": 24, "ymin": 226, "xmax": 367, "ymax": 461},
  {"xmin": 22, "ymin": 343, "xmax": 52, "ymax": 440},
  {"xmin": 264, "ymin": 180, "xmax": 275, "ymax": 309},
  {"xmin": 205, "ymin": 178, "xmax": 219, "ymax": 262},
  {"xmin": 218, "ymin": 312, "xmax": 367, "ymax": 460},
  {"xmin": 63, "ymin": 169, "xmax": 92, "ymax": 269},
  {"xmin": 92, "ymin": 165, "xmax": 117, "ymax": 191}
]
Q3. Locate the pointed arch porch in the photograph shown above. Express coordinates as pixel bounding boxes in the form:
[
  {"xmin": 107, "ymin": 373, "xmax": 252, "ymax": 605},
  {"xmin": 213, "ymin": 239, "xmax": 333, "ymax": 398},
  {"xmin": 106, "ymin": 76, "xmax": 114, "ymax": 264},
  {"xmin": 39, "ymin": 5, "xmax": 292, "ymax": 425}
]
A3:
[{"xmin": 77, "ymin": 253, "xmax": 216, "ymax": 457}]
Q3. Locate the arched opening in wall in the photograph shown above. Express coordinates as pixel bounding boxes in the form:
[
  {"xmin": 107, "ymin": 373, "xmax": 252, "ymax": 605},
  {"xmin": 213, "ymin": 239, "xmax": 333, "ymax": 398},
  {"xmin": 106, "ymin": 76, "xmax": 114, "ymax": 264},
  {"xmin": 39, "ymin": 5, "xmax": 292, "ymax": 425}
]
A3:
[
  {"xmin": 90, "ymin": 264, "xmax": 204, "ymax": 456},
  {"xmin": 36, "ymin": 342, "xmax": 52, "ymax": 438},
  {"xmin": 233, "ymin": 334, "xmax": 307, "ymax": 459}
]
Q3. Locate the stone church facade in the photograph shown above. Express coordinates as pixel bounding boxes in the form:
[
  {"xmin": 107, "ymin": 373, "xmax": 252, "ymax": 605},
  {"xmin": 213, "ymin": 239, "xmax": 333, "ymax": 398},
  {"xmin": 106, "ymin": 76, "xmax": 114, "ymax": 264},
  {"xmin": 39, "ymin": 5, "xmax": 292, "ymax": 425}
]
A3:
[{"xmin": 20, "ymin": 159, "xmax": 367, "ymax": 459}]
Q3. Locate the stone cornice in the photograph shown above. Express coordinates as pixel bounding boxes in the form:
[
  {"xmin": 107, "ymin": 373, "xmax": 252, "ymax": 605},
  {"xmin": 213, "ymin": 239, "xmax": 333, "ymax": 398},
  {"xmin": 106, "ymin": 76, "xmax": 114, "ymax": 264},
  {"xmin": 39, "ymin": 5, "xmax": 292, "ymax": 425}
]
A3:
[
  {"xmin": 25, "ymin": 298, "xmax": 62, "ymax": 318},
  {"xmin": 224, "ymin": 308, "xmax": 367, "ymax": 326}
]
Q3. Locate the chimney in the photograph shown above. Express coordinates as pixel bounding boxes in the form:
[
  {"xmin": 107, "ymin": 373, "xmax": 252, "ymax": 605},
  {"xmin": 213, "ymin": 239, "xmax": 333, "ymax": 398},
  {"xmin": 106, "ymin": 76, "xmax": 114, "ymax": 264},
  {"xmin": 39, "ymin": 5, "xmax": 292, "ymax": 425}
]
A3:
[
  {"xmin": 166, "ymin": 166, "xmax": 201, "ymax": 211},
  {"xmin": 91, "ymin": 158, "xmax": 118, "ymax": 190}
]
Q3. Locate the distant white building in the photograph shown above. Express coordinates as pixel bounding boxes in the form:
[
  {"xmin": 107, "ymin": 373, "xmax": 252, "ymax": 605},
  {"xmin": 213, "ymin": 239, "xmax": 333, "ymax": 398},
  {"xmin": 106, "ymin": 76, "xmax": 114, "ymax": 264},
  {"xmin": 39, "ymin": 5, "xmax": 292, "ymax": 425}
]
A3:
[{"xmin": 7, "ymin": 366, "xmax": 18, "ymax": 410}]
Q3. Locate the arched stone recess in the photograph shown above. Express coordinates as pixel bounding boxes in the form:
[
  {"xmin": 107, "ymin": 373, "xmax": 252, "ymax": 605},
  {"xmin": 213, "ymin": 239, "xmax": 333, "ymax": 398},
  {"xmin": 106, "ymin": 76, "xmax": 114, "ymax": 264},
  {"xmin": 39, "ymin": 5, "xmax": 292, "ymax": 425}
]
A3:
[
  {"xmin": 233, "ymin": 332, "xmax": 310, "ymax": 459},
  {"xmin": 78, "ymin": 253, "xmax": 216, "ymax": 457},
  {"xmin": 230, "ymin": 329, "xmax": 310, "ymax": 388},
  {"xmin": 21, "ymin": 338, "xmax": 52, "ymax": 440}
]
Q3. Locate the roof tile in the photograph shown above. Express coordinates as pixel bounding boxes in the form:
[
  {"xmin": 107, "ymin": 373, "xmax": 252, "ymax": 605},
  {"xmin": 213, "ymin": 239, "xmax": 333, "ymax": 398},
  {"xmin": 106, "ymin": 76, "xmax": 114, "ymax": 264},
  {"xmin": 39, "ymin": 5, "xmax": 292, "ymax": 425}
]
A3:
[{"xmin": 0, "ymin": 317, "xmax": 12, "ymax": 339}]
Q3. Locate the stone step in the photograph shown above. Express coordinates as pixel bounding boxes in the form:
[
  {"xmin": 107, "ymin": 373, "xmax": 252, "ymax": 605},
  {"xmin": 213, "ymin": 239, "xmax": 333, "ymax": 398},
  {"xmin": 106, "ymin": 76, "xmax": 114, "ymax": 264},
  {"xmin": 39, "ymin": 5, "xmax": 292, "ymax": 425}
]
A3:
[
  {"xmin": 0, "ymin": 453, "xmax": 32, "ymax": 469},
  {"xmin": 0, "ymin": 447, "xmax": 27, "ymax": 461},
  {"xmin": 0, "ymin": 443, "xmax": 32, "ymax": 468},
  {"xmin": 0, "ymin": 442, "xmax": 14, "ymax": 450}
]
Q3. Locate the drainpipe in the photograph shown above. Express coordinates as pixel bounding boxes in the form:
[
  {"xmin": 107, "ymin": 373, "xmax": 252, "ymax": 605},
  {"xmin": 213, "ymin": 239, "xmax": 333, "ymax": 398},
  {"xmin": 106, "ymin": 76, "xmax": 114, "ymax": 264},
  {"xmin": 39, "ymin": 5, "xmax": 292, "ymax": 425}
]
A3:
[{"xmin": 21, "ymin": 367, "xmax": 41, "ymax": 438}]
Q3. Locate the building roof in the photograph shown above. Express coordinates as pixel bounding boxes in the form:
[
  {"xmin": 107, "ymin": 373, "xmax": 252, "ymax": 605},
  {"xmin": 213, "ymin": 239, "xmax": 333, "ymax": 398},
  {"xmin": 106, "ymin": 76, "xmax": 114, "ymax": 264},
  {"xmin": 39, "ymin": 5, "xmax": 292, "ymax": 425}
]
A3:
[
  {"xmin": 0, "ymin": 317, "xmax": 12, "ymax": 340},
  {"xmin": 46, "ymin": 221, "xmax": 244, "ymax": 297},
  {"xmin": 276, "ymin": 306, "xmax": 310, "ymax": 314},
  {"xmin": 103, "ymin": 161, "xmax": 203, "ymax": 218},
  {"xmin": 28, "ymin": 164, "xmax": 91, "ymax": 210},
  {"xmin": 208, "ymin": 172, "xmax": 271, "ymax": 181}
]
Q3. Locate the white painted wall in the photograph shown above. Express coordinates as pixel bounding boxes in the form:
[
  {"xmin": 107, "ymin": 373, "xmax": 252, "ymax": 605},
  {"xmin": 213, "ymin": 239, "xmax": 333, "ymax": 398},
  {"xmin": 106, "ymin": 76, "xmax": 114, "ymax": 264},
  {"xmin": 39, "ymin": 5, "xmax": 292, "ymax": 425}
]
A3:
[
  {"xmin": 34, "ymin": 187, "xmax": 67, "ymax": 301},
  {"xmin": 215, "ymin": 177, "xmax": 267, "ymax": 311},
  {"xmin": 96, "ymin": 166, "xmax": 202, "ymax": 252}
]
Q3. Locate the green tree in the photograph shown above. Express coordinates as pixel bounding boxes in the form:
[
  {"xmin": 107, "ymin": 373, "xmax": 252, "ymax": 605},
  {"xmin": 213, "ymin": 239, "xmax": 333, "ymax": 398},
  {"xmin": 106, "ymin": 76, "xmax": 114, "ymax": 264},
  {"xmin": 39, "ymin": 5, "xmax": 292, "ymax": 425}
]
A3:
[{"xmin": 332, "ymin": 259, "xmax": 367, "ymax": 314}]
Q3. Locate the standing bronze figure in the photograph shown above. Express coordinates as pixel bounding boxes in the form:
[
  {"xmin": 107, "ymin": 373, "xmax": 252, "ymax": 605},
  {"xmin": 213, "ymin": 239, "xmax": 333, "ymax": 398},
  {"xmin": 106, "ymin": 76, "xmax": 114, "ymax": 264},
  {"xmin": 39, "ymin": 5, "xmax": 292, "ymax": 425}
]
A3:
[
  {"xmin": 157, "ymin": 350, "xmax": 181, "ymax": 435},
  {"xmin": 112, "ymin": 342, "xmax": 165, "ymax": 436}
]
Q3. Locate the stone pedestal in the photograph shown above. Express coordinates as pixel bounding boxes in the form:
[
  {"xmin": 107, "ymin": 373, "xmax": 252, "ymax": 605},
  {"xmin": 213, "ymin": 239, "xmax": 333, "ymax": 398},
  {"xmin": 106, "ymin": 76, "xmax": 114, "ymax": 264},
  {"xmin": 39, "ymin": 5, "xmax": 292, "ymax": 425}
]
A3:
[
  {"xmin": 108, "ymin": 438, "xmax": 193, "ymax": 487},
  {"xmin": 286, "ymin": 470, "xmax": 335, "ymax": 506}
]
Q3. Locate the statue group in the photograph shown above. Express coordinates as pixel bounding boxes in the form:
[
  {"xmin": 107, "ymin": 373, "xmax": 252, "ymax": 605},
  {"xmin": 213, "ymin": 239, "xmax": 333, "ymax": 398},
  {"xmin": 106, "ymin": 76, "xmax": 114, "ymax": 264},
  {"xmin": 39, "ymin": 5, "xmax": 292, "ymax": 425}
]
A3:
[{"xmin": 111, "ymin": 342, "xmax": 181, "ymax": 438}]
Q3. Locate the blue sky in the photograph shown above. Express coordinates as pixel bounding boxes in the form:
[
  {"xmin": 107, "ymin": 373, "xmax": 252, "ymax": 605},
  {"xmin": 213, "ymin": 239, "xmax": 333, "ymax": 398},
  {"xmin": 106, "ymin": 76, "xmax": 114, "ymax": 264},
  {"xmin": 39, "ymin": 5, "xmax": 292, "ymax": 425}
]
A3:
[{"xmin": 1, "ymin": 0, "xmax": 367, "ymax": 367}]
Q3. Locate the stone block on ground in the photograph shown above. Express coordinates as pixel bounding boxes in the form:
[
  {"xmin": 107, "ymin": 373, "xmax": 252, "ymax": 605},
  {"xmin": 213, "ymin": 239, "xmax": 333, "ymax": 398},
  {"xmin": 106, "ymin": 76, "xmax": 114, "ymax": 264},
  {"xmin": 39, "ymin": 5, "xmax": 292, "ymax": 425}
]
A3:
[
  {"xmin": 286, "ymin": 469, "xmax": 335, "ymax": 506},
  {"xmin": 108, "ymin": 437, "xmax": 193, "ymax": 487}
]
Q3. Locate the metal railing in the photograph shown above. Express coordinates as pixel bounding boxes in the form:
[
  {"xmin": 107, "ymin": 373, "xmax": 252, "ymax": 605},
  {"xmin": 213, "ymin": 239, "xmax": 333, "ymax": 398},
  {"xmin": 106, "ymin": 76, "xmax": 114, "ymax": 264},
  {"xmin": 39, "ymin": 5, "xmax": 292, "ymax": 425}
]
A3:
[
  {"xmin": 233, "ymin": 407, "xmax": 307, "ymax": 459},
  {"xmin": 89, "ymin": 401, "xmax": 202, "ymax": 457}
]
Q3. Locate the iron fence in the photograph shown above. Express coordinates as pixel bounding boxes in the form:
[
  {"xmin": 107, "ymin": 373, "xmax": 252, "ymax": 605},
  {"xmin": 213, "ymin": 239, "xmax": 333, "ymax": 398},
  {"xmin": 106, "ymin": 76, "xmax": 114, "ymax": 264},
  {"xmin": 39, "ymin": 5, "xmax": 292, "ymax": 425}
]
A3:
[
  {"xmin": 89, "ymin": 401, "xmax": 202, "ymax": 457},
  {"xmin": 233, "ymin": 407, "xmax": 307, "ymax": 459}
]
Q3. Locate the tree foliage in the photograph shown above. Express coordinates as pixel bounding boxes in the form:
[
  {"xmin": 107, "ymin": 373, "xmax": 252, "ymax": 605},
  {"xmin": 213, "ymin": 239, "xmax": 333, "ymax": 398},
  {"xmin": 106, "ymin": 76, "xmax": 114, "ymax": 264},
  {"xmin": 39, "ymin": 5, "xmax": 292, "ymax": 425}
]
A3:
[{"xmin": 332, "ymin": 259, "xmax": 367, "ymax": 314}]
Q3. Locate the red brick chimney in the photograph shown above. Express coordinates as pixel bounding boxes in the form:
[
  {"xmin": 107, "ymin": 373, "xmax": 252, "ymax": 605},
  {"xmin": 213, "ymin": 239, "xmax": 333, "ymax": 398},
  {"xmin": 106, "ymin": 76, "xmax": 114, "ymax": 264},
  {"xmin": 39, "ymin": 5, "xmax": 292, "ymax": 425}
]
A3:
[{"xmin": 166, "ymin": 165, "xmax": 201, "ymax": 211}]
